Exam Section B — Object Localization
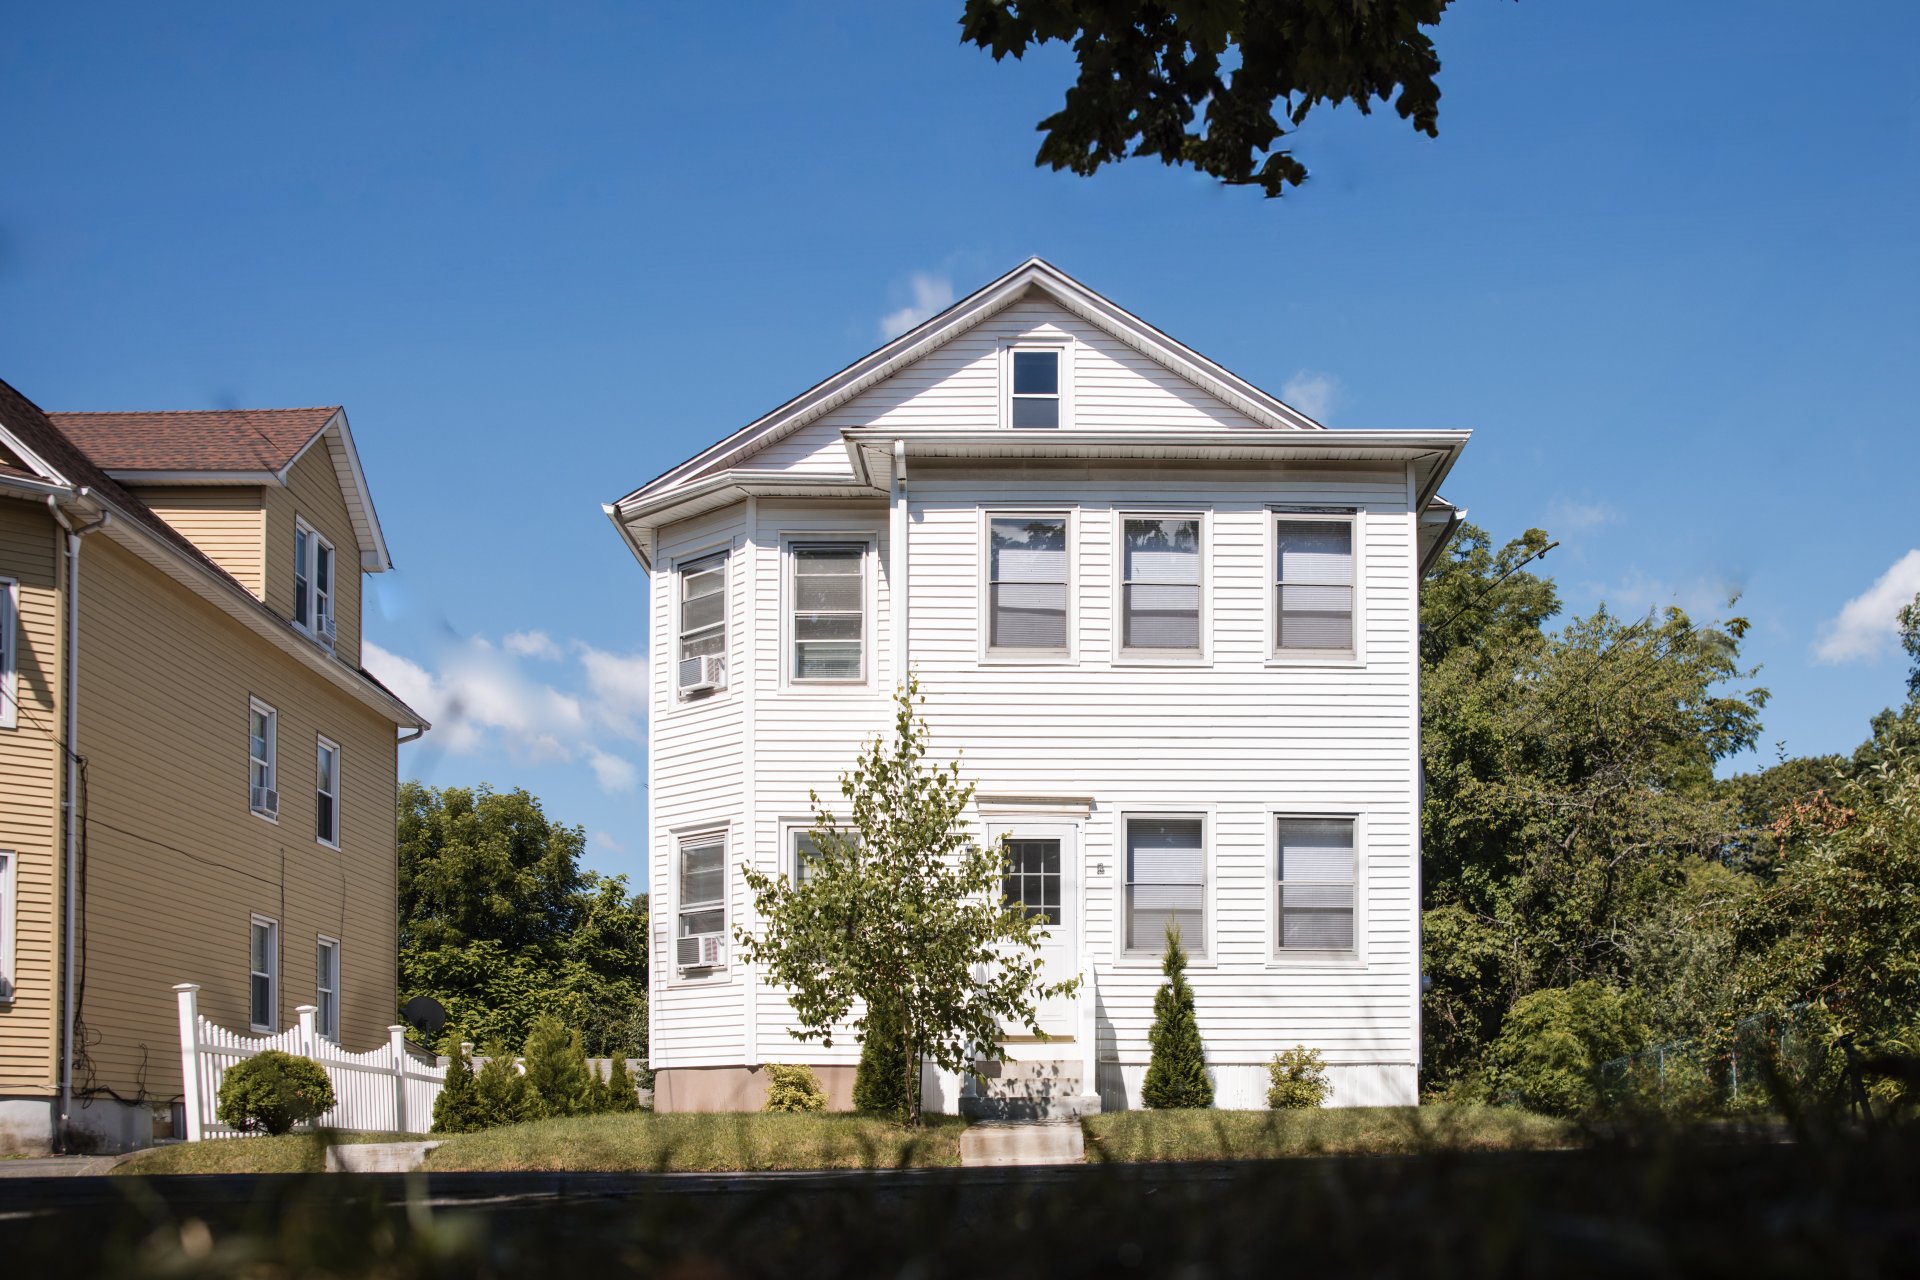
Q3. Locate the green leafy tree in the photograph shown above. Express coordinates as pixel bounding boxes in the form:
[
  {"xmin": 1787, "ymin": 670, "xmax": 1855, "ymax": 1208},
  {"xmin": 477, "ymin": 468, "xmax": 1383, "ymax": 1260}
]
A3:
[
  {"xmin": 763, "ymin": 1064, "xmax": 829, "ymax": 1113},
  {"xmin": 473, "ymin": 1041, "xmax": 531, "ymax": 1128},
  {"xmin": 1901, "ymin": 591, "xmax": 1920, "ymax": 702},
  {"xmin": 737, "ymin": 679, "xmax": 1076, "ymax": 1126},
  {"xmin": 521, "ymin": 1015, "xmax": 593, "ymax": 1119},
  {"xmin": 852, "ymin": 1000, "xmax": 914, "ymax": 1121},
  {"xmin": 1142, "ymin": 924, "xmax": 1212, "ymax": 1109},
  {"xmin": 962, "ymin": 0, "xmax": 1451, "ymax": 198},
  {"xmin": 431, "ymin": 1039, "xmax": 484, "ymax": 1135},
  {"xmin": 398, "ymin": 782, "xmax": 649, "ymax": 1058},
  {"xmin": 1481, "ymin": 981, "xmax": 1646, "ymax": 1117},
  {"xmin": 215, "ymin": 1051, "xmax": 337, "ymax": 1136},
  {"xmin": 604, "ymin": 1050, "xmax": 640, "ymax": 1113}
]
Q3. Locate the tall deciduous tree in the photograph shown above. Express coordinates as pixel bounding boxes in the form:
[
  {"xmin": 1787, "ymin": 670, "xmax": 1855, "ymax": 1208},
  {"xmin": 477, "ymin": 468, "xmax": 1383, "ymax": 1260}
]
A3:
[
  {"xmin": 737, "ymin": 680, "xmax": 1077, "ymax": 1126},
  {"xmin": 961, "ymin": 0, "xmax": 1451, "ymax": 197}
]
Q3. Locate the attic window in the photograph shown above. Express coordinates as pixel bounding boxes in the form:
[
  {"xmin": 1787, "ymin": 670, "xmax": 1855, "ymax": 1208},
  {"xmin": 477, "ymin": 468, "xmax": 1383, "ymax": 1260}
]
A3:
[{"xmin": 1009, "ymin": 349, "xmax": 1061, "ymax": 429}]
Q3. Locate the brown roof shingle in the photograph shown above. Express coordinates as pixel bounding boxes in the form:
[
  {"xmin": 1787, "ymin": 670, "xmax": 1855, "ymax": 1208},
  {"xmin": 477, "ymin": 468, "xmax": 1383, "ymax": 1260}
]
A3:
[{"xmin": 47, "ymin": 407, "xmax": 339, "ymax": 474}]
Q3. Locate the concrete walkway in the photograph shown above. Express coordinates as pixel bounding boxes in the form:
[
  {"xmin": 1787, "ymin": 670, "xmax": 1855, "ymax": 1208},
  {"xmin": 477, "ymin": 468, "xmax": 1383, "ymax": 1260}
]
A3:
[
  {"xmin": 958, "ymin": 1120, "xmax": 1084, "ymax": 1167},
  {"xmin": 325, "ymin": 1141, "xmax": 441, "ymax": 1173},
  {"xmin": 0, "ymin": 1155, "xmax": 124, "ymax": 1177}
]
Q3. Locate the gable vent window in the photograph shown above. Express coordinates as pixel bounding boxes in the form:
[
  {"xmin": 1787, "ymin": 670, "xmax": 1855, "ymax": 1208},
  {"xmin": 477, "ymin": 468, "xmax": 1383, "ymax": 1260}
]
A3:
[
  {"xmin": 675, "ymin": 833, "xmax": 727, "ymax": 971},
  {"xmin": 1276, "ymin": 817, "xmax": 1356, "ymax": 952},
  {"xmin": 1122, "ymin": 517, "xmax": 1202, "ymax": 652},
  {"xmin": 294, "ymin": 520, "xmax": 337, "ymax": 646},
  {"xmin": 988, "ymin": 516, "xmax": 1069, "ymax": 652},
  {"xmin": 791, "ymin": 542, "xmax": 865, "ymax": 681},
  {"xmin": 677, "ymin": 552, "xmax": 729, "ymax": 696},
  {"xmin": 1009, "ymin": 349, "xmax": 1061, "ymax": 428},
  {"xmin": 1274, "ymin": 517, "xmax": 1354, "ymax": 655}
]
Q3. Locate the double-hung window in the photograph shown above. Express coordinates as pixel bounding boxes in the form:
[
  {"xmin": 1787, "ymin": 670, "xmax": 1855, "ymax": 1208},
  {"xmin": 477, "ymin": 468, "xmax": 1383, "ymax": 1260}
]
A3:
[
  {"xmin": 1008, "ymin": 348, "xmax": 1062, "ymax": 428},
  {"xmin": 1125, "ymin": 817, "xmax": 1206, "ymax": 956},
  {"xmin": 1275, "ymin": 817, "xmax": 1357, "ymax": 953},
  {"xmin": 315, "ymin": 937, "xmax": 340, "ymax": 1042},
  {"xmin": 0, "ymin": 578, "xmax": 17, "ymax": 731},
  {"xmin": 675, "ymin": 833, "xmax": 727, "ymax": 971},
  {"xmin": 249, "ymin": 915, "xmax": 278, "ymax": 1031},
  {"xmin": 1121, "ymin": 516, "xmax": 1202, "ymax": 653},
  {"xmin": 790, "ymin": 542, "xmax": 865, "ymax": 681},
  {"xmin": 676, "ymin": 551, "xmax": 728, "ymax": 695},
  {"xmin": 315, "ymin": 737, "xmax": 341, "ymax": 848},
  {"xmin": 1274, "ymin": 516, "xmax": 1355, "ymax": 656},
  {"xmin": 0, "ymin": 850, "xmax": 15, "ymax": 1003},
  {"xmin": 248, "ymin": 699, "xmax": 278, "ymax": 819},
  {"xmin": 294, "ymin": 520, "xmax": 336, "ymax": 644},
  {"xmin": 987, "ymin": 515, "xmax": 1069, "ymax": 653}
]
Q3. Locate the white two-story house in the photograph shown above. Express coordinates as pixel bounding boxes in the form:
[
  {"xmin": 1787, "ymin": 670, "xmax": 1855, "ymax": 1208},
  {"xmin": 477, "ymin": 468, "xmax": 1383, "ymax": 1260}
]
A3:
[{"xmin": 607, "ymin": 260, "xmax": 1467, "ymax": 1114}]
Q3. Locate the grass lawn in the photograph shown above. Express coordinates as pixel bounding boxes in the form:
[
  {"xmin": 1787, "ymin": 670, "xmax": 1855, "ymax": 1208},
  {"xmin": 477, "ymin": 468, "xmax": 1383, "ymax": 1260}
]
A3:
[
  {"xmin": 112, "ymin": 1131, "xmax": 418, "ymax": 1176},
  {"xmin": 424, "ymin": 1111, "xmax": 968, "ymax": 1172},
  {"xmin": 1083, "ymin": 1105, "xmax": 1574, "ymax": 1162}
]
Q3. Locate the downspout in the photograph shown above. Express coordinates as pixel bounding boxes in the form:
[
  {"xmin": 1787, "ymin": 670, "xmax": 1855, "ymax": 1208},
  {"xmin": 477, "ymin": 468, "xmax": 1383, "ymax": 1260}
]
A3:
[
  {"xmin": 890, "ymin": 441, "xmax": 908, "ymax": 687},
  {"xmin": 47, "ymin": 493, "xmax": 109, "ymax": 1152}
]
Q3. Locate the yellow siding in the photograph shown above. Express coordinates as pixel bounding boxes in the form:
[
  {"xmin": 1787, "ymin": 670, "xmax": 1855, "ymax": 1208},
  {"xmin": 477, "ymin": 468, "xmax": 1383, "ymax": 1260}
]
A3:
[
  {"xmin": 134, "ymin": 487, "xmax": 267, "ymax": 598},
  {"xmin": 262, "ymin": 443, "xmax": 362, "ymax": 669},
  {"xmin": 73, "ymin": 534, "xmax": 398, "ymax": 1106},
  {"xmin": 0, "ymin": 498, "xmax": 61, "ymax": 1094}
]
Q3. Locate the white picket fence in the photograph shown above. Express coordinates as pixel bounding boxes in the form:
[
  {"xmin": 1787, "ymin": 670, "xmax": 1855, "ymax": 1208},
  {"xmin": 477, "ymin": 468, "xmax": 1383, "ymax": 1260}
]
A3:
[{"xmin": 174, "ymin": 982, "xmax": 446, "ymax": 1141}]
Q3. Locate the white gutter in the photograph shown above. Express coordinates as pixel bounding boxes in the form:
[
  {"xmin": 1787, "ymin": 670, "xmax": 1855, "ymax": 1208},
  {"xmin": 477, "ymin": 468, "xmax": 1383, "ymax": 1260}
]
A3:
[
  {"xmin": 890, "ymin": 440, "xmax": 908, "ymax": 687},
  {"xmin": 45, "ymin": 492, "xmax": 109, "ymax": 1154}
]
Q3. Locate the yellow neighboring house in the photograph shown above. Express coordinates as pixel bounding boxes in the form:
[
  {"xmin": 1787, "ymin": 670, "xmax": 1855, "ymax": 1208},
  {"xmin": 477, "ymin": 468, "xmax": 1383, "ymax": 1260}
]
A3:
[{"xmin": 0, "ymin": 377, "xmax": 426, "ymax": 1154}]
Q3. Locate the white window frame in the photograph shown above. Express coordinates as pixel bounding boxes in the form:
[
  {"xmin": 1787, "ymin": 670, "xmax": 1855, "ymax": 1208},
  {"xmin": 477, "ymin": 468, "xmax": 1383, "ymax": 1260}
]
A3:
[
  {"xmin": 315, "ymin": 935, "xmax": 341, "ymax": 1042},
  {"xmin": 249, "ymin": 914, "xmax": 279, "ymax": 1032},
  {"xmin": 671, "ymin": 828, "xmax": 729, "ymax": 980},
  {"xmin": 674, "ymin": 546, "xmax": 731, "ymax": 702},
  {"xmin": 248, "ymin": 698, "xmax": 279, "ymax": 821},
  {"xmin": 1112, "ymin": 510, "xmax": 1210, "ymax": 664},
  {"xmin": 1000, "ymin": 341, "xmax": 1072, "ymax": 429},
  {"xmin": 781, "ymin": 533, "xmax": 875, "ymax": 688},
  {"xmin": 294, "ymin": 518, "xmax": 337, "ymax": 646},
  {"xmin": 315, "ymin": 735, "xmax": 341, "ymax": 850},
  {"xmin": 0, "ymin": 578, "xmax": 17, "ymax": 731},
  {"xmin": 0, "ymin": 850, "xmax": 16, "ymax": 1004},
  {"xmin": 1267, "ymin": 508, "xmax": 1364, "ymax": 666},
  {"xmin": 1269, "ymin": 813, "xmax": 1366, "ymax": 965},
  {"xmin": 1116, "ymin": 810, "xmax": 1213, "ymax": 964},
  {"xmin": 979, "ymin": 508, "xmax": 1076, "ymax": 663},
  {"xmin": 784, "ymin": 817, "xmax": 857, "ymax": 886}
]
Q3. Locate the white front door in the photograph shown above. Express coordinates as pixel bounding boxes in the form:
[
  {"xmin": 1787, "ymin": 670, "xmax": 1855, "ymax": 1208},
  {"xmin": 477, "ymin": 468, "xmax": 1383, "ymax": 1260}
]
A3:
[{"xmin": 990, "ymin": 820, "xmax": 1078, "ymax": 1038}]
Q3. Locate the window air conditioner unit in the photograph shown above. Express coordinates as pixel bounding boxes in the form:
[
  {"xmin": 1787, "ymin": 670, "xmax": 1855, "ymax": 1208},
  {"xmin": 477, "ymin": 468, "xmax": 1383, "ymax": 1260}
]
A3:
[
  {"xmin": 676, "ymin": 933, "xmax": 725, "ymax": 969},
  {"xmin": 251, "ymin": 786, "xmax": 278, "ymax": 815},
  {"xmin": 678, "ymin": 654, "xmax": 726, "ymax": 694},
  {"xmin": 321, "ymin": 613, "xmax": 337, "ymax": 644}
]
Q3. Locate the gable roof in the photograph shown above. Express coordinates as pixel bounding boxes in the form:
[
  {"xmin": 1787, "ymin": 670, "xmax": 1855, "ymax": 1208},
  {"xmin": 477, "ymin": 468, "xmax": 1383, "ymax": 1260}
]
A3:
[
  {"xmin": 0, "ymin": 376, "xmax": 424, "ymax": 728},
  {"xmin": 47, "ymin": 405, "xmax": 393, "ymax": 572},
  {"xmin": 616, "ymin": 258, "xmax": 1327, "ymax": 508},
  {"xmin": 50, "ymin": 407, "xmax": 340, "ymax": 473}
]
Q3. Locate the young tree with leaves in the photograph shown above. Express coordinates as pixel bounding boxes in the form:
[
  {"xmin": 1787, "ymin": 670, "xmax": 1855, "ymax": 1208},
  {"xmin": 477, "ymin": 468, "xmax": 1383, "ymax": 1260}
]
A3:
[
  {"xmin": 1142, "ymin": 924, "xmax": 1212, "ymax": 1109},
  {"xmin": 521, "ymin": 1014, "xmax": 593, "ymax": 1119},
  {"xmin": 738, "ymin": 679, "xmax": 1077, "ymax": 1126}
]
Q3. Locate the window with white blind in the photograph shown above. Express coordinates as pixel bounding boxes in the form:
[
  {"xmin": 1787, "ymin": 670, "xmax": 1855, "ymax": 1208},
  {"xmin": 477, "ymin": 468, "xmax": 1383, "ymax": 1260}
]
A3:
[
  {"xmin": 0, "ymin": 578, "xmax": 17, "ymax": 731},
  {"xmin": 0, "ymin": 850, "xmax": 16, "ymax": 1003},
  {"xmin": 677, "ymin": 551, "xmax": 728, "ymax": 695},
  {"xmin": 987, "ymin": 515, "xmax": 1069, "ymax": 653},
  {"xmin": 675, "ymin": 833, "xmax": 727, "ymax": 971},
  {"xmin": 249, "ymin": 915, "xmax": 278, "ymax": 1031},
  {"xmin": 1125, "ymin": 816, "xmax": 1206, "ymax": 956},
  {"xmin": 790, "ymin": 542, "xmax": 865, "ymax": 681},
  {"xmin": 1121, "ymin": 516, "xmax": 1202, "ymax": 653},
  {"xmin": 315, "ymin": 937, "xmax": 340, "ymax": 1042},
  {"xmin": 1275, "ymin": 817, "xmax": 1357, "ymax": 953},
  {"xmin": 315, "ymin": 737, "xmax": 341, "ymax": 848},
  {"xmin": 248, "ymin": 699, "xmax": 279, "ymax": 819},
  {"xmin": 1274, "ymin": 517, "xmax": 1355, "ymax": 655}
]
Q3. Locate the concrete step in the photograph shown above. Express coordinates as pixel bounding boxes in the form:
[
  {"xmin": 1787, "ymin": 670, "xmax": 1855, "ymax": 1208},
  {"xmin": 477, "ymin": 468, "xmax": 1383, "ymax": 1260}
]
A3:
[
  {"xmin": 960, "ymin": 1059, "xmax": 1102, "ymax": 1121},
  {"xmin": 959, "ymin": 1120, "xmax": 1086, "ymax": 1167}
]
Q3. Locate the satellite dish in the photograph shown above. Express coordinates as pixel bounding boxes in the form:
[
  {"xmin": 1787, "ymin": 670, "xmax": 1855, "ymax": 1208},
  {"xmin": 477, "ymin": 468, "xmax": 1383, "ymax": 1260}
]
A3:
[{"xmin": 402, "ymin": 994, "xmax": 448, "ymax": 1037}]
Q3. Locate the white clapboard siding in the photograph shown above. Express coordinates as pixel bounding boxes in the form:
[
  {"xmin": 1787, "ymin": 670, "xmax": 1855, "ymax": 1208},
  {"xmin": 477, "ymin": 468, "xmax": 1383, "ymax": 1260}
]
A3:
[
  {"xmin": 174, "ymin": 984, "xmax": 444, "ymax": 1140},
  {"xmin": 745, "ymin": 298, "xmax": 1269, "ymax": 478}
]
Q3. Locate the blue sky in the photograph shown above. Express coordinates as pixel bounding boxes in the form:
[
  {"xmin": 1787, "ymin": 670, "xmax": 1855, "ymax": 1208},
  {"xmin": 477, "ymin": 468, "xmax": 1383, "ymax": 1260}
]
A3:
[{"xmin": 4, "ymin": 2, "xmax": 1916, "ymax": 889}]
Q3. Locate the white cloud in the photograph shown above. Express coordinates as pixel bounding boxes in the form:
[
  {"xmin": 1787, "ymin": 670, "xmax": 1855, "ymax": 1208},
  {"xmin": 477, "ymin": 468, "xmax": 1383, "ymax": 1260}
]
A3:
[
  {"xmin": 878, "ymin": 271, "xmax": 955, "ymax": 340},
  {"xmin": 364, "ymin": 633, "xmax": 651, "ymax": 794},
  {"xmin": 504, "ymin": 630, "xmax": 562, "ymax": 659},
  {"xmin": 576, "ymin": 643, "xmax": 650, "ymax": 739},
  {"xmin": 1547, "ymin": 499, "xmax": 1619, "ymax": 534},
  {"xmin": 1281, "ymin": 371, "xmax": 1339, "ymax": 422},
  {"xmin": 1813, "ymin": 549, "xmax": 1920, "ymax": 664},
  {"xmin": 589, "ymin": 829, "xmax": 628, "ymax": 856}
]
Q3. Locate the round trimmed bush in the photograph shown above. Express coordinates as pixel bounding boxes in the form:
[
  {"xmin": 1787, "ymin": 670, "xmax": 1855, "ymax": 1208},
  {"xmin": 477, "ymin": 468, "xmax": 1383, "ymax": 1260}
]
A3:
[
  {"xmin": 763, "ymin": 1063, "xmax": 828, "ymax": 1113},
  {"xmin": 1266, "ymin": 1046, "xmax": 1331, "ymax": 1109},
  {"xmin": 215, "ymin": 1050, "xmax": 337, "ymax": 1135}
]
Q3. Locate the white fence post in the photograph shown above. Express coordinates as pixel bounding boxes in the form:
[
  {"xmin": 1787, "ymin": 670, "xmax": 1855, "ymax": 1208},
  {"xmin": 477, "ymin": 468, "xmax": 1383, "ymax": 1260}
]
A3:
[
  {"xmin": 174, "ymin": 983, "xmax": 204, "ymax": 1142},
  {"xmin": 295, "ymin": 1005, "xmax": 318, "ymax": 1059},
  {"xmin": 388, "ymin": 1025, "xmax": 409, "ymax": 1133}
]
